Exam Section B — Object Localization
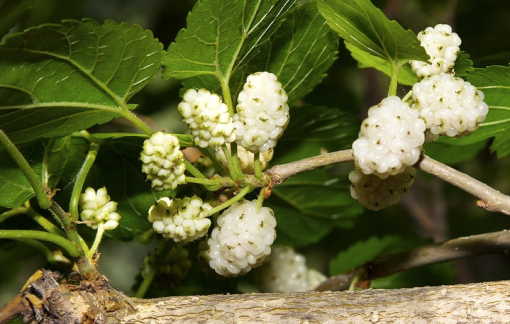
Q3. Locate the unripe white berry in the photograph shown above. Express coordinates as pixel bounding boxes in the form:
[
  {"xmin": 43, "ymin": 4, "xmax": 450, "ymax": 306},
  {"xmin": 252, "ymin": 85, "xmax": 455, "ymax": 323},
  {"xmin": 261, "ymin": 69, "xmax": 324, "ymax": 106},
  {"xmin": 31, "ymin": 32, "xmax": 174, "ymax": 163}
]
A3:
[
  {"xmin": 349, "ymin": 167, "xmax": 416, "ymax": 211},
  {"xmin": 178, "ymin": 89, "xmax": 236, "ymax": 148},
  {"xmin": 141, "ymin": 245, "xmax": 192, "ymax": 288},
  {"xmin": 141, "ymin": 132, "xmax": 186, "ymax": 190},
  {"xmin": 412, "ymin": 73, "xmax": 489, "ymax": 140},
  {"xmin": 79, "ymin": 187, "xmax": 121, "ymax": 230},
  {"xmin": 410, "ymin": 24, "xmax": 462, "ymax": 79},
  {"xmin": 207, "ymin": 200, "xmax": 277, "ymax": 276},
  {"xmin": 215, "ymin": 144, "xmax": 274, "ymax": 174},
  {"xmin": 352, "ymin": 96, "xmax": 425, "ymax": 179},
  {"xmin": 233, "ymin": 72, "xmax": 290, "ymax": 153},
  {"xmin": 255, "ymin": 246, "xmax": 327, "ymax": 293},
  {"xmin": 148, "ymin": 196, "xmax": 212, "ymax": 242}
]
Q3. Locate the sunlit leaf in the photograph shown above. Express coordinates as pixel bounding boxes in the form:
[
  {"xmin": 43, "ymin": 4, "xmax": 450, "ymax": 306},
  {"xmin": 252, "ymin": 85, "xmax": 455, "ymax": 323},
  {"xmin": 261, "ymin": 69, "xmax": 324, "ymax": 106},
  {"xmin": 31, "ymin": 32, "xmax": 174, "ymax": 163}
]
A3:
[
  {"xmin": 317, "ymin": 0, "xmax": 428, "ymax": 64},
  {"xmin": 0, "ymin": 19, "xmax": 164, "ymax": 145}
]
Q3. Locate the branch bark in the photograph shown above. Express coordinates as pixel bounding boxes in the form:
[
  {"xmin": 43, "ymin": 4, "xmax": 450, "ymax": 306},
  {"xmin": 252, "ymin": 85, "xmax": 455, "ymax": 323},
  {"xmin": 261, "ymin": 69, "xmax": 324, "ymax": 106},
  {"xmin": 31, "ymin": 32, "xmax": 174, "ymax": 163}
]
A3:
[
  {"xmin": 3, "ymin": 269, "xmax": 510, "ymax": 324},
  {"xmin": 267, "ymin": 149, "xmax": 510, "ymax": 216}
]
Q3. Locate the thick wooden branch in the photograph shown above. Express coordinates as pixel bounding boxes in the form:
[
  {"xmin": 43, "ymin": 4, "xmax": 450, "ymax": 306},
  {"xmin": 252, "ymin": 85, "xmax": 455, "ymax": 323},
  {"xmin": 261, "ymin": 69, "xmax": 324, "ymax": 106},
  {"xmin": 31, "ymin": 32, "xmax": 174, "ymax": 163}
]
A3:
[
  {"xmin": 3, "ymin": 270, "xmax": 510, "ymax": 323},
  {"xmin": 125, "ymin": 280, "xmax": 510, "ymax": 323}
]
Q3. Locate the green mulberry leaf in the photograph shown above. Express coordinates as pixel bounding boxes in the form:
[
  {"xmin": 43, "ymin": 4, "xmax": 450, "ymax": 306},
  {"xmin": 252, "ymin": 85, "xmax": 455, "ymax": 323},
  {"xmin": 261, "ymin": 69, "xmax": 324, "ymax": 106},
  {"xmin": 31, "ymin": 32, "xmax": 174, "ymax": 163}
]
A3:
[
  {"xmin": 0, "ymin": 19, "xmax": 164, "ymax": 145},
  {"xmin": 317, "ymin": 0, "xmax": 428, "ymax": 64}
]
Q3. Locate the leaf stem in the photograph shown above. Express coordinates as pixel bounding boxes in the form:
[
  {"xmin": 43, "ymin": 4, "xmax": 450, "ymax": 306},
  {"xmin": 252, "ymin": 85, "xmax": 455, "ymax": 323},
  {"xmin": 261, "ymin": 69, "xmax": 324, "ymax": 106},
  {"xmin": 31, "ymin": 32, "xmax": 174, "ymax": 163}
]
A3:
[
  {"xmin": 26, "ymin": 205, "xmax": 66, "ymax": 237},
  {"xmin": 119, "ymin": 110, "xmax": 154, "ymax": 135},
  {"xmin": 14, "ymin": 238, "xmax": 72, "ymax": 266},
  {"xmin": 0, "ymin": 206, "xmax": 27, "ymax": 224},
  {"xmin": 388, "ymin": 61, "xmax": 402, "ymax": 97},
  {"xmin": 70, "ymin": 141, "xmax": 101, "ymax": 221},
  {"xmin": 206, "ymin": 186, "xmax": 251, "ymax": 216},
  {"xmin": 0, "ymin": 130, "xmax": 51, "ymax": 209},
  {"xmin": 0, "ymin": 229, "xmax": 81, "ymax": 257}
]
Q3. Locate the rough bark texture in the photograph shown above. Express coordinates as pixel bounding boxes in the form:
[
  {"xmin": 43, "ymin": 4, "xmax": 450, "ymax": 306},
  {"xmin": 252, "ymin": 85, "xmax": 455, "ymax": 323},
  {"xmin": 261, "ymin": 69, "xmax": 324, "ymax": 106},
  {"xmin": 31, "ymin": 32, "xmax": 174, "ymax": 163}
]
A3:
[{"xmin": 2, "ymin": 270, "xmax": 510, "ymax": 324}]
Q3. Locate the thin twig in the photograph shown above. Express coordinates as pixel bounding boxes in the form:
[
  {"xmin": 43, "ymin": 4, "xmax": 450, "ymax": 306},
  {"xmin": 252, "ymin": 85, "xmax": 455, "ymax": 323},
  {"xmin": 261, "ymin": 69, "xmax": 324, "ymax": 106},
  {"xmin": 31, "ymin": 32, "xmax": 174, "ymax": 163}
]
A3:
[
  {"xmin": 317, "ymin": 229, "xmax": 510, "ymax": 291},
  {"xmin": 266, "ymin": 149, "xmax": 353, "ymax": 185},
  {"xmin": 417, "ymin": 154, "xmax": 510, "ymax": 215}
]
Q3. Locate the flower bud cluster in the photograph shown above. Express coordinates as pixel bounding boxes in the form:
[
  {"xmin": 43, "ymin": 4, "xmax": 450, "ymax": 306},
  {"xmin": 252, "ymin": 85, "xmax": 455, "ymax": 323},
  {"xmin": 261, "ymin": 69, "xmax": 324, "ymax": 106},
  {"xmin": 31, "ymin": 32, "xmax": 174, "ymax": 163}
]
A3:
[
  {"xmin": 148, "ymin": 196, "xmax": 212, "ymax": 242},
  {"xmin": 140, "ymin": 132, "xmax": 186, "ymax": 191},
  {"xmin": 79, "ymin": 187, "xmax": 121, "ymax": 230}
]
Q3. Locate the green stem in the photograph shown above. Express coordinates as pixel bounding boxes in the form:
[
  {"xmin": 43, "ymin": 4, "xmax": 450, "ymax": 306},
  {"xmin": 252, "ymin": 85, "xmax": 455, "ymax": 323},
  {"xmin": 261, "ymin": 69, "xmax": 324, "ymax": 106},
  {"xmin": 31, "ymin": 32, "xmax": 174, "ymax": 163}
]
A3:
[
  {"xmin": 224, "ymin": 144, "xmax": 244, "ymax": 180},
  {"xmin": 15, "ymin": 238, "xmax": 71, "ymax": 266},
  {"xmin": 0, "ymin": 206, "xmax": 27, "ymax": 224},
  {"xmin": 87, "ymin": 222, "xmax": 105, "ymax": 259},
  {"xmin": 220, "ymin": 79, "xmax": 235, "ymax": 116},
  {"xmin": 255, "ymin": 187, "xmax": 265, "ymax": 212},
  {"xmin": 184, "ymin": 159, "xmax": 206, "ymax": 179},
  {"xmin": 254, "ymin": 153, "xmax": 262, "ymax": 180},
  {"xmin": 70, "ymin": 141, "xmax": 101, "ymax": 221},
  {"xmin": 135, "ymin": 240, "xmax": 175, "ymax": 298},
  {"xmin": 402, "ymin": 90, "xmax": 413, "ymax": 102},
  {"xmin": 48, "ymin": 202, "xmax": 98, "ymax": 278},
  {"xmin": 119, "ymin": 110, "xmax": 154, "ymax": 135},
  {"xmin": 26, "ymin": 205, "xmax": 66, "ymax": 237},
  {"xmin": 198, "ymin": 147, "xmax": 229, "ymax": 177},
  {"xmin": 0, "ymin": 229, "xmax": 81, "ymax": 257},
  {"xmin": 0, "ymin": 130, "xmax": 51, "ymax": 209},
  {"xmin": 388, "ymin": 61, "xmax": 402, "ymax": 97},
  {"xmin": 206, "ymin": 186, "xmax": 251, "ymax": 216}
]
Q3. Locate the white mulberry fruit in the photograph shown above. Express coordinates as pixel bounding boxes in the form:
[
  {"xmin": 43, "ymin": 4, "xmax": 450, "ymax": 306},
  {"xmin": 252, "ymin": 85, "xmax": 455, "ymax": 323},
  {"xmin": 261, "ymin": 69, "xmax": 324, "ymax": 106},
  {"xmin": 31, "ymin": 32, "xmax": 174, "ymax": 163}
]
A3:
[
  {"xmin": 140, "ymin": 132, "xmax": 186, "ymax": 190},
  {"xmin": 141, "ymin": 245, "xmax": 192, "ymax": 288},
  {"xmin": 148, "ymin": 196, "xmax": 212, "ymax": 242},
  {"xmin": 207, "ymin": 200, "xmax": 277, "ymax": 276},
  {"xmin": 178, "ymin": 89, "xmax": 236, "ymax": 148},
  {"xmin": 79, "ymin": 187, "xmax": 121, "ymax": 230},
  {"xmin": 352, "ymin": 96, "xmax": 425, "ymax": 179},
  {"xmin": 233, "ymin": 72, "xmax": 290, "ymax": 153},
  {"xmin": 412, "ymin": 73, "xmax": 489, "ymax": 140},
  {"xmin": 255, "ymin": 246, "xmax": 327, "ymax": 293},
  {"xmin": 410, "ymin": 24, "xmax": 462, "ymax": 79},
  {"xmin": 349, "ymin": 167, "xmax": 416, "ymax": 211}
]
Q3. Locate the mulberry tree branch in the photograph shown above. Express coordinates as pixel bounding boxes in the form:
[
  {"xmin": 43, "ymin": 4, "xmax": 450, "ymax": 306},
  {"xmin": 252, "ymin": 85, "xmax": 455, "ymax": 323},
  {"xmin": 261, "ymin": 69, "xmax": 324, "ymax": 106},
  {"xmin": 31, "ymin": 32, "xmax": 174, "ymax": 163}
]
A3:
[
  {"xmin": 316, "ymin": 229, "xmax": 510, "ymax": 291},
  {"xmin": 267, "ymin": 149, "xmax": 510, "ymax": 216}
]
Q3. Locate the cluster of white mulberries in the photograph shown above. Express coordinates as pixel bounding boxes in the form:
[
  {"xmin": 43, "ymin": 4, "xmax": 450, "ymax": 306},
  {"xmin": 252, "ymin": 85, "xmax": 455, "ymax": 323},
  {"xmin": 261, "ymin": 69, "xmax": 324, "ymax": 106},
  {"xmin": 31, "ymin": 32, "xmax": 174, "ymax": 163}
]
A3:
[
  {"xmin": 352, "ymin": 96, "xmax": 426, "ymax": 179},
  {"xmin": 148, "ymin": 196, "xmax": 212, "ymax": 242},
  {"xmin": 233, "ymin": 72, "xmax": 290, "ymax": 153},
  {"xmin": 215, "ymin": 144, "xmax": 274, "ymax": 174},
  {"xmin": 79, "ymin": 187, "xmax": 121, "ymax": 230},
  {"xmin": 141, "ymin": 132, "xmax": 186, "ymax": 191},
  {"xmin": 178, "ymin": 88, "xmax": 236, "ymax": 148},
  {"xmin": 349, "ymin": 167, "xmax": 416, "ymax": 211},
  {"xmin": 207, "ymin": 200, "xmax": 277, "ymax": 276},
  {"xmin": 412, "ymin": 73, "xmax": 489, "ymax": 141},
  {"xmin": 255, "ymin": 246, "xmax": 327, "ymax": 293},
  {"xmin": 410, "ymin": 24, "xmax": 462, "ymax": 79}
]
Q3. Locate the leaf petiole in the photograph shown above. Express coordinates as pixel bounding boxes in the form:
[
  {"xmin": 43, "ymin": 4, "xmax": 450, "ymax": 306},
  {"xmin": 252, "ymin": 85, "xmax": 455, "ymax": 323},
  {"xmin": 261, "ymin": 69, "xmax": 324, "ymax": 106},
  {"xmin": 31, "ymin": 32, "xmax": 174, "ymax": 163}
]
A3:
[
  {"xmin": 0, "ymin": 130, "xmax": 51, "ymax": 209},
  {"xmin": 0, "ymin": 229, "xmax": 81, "ymax": 257}
]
